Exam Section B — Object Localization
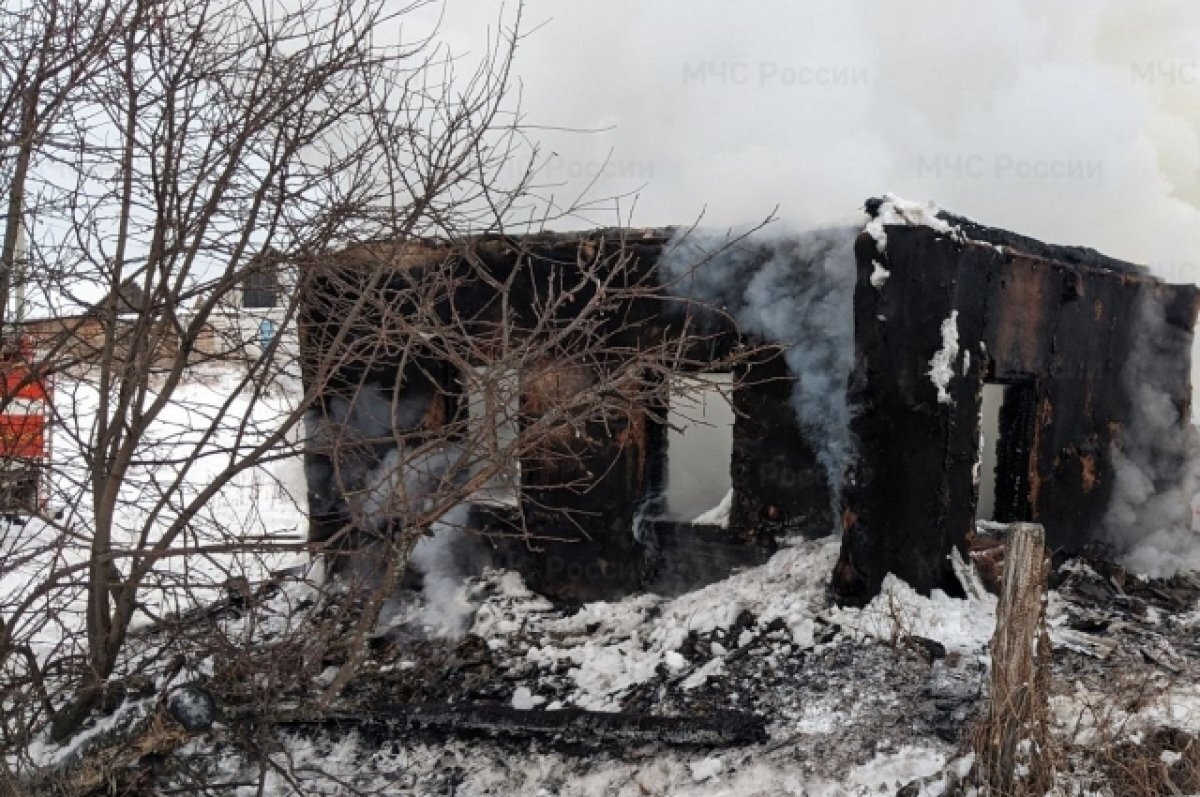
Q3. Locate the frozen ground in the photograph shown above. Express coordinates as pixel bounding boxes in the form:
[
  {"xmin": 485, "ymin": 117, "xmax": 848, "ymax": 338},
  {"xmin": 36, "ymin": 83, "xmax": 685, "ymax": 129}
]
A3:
[{"xmin": 19, "ymin": 525, "xmax": 1200, "ymax": 796}]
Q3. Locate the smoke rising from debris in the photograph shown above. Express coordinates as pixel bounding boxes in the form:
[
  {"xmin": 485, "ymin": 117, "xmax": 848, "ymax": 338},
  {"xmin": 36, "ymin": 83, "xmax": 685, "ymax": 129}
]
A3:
[
  {"xmin": 659, "ymin": 225, "xmax": 858, "ymax": 511},
  {"xmin": 1103, "ymin": 293, "xmax": 1200, "ymax": 575},
  {"xmin": 303, "ymin": 384, "xmax": 435, "ymax": 517},
  {"xmin": 409, "ymin": 503, "xmax": 490, "ymax": 637},
  {"xmin": 305, "ymin": 382, "xmax": 492, "ymax": 634}
]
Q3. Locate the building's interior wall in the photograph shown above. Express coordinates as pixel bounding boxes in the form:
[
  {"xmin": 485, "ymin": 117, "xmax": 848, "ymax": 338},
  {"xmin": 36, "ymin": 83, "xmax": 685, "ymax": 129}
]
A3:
[
  {"xmin": 729, "ymin": 349, "xmax": 833, "ymax": 541},
  {"xmin": 975, "ymin": 383, "xmax": 1006, "ymax": 522}
]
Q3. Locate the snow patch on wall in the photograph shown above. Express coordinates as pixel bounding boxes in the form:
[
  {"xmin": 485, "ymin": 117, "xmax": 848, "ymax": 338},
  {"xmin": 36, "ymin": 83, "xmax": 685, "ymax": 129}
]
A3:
[
  {"xmin": 869, "ymin": 260, "xmax": 890, "ymax": 289},
  {"xmin": 864, "ymin": 193, "xmax": 957, "ymax": 254},
  {"xmin": 692, "ymin": 489, "xmax": 733, "ymax": 526},
  {"xmin": 928, "ymin": 311, "xmax": 961, "ymax": 405}
]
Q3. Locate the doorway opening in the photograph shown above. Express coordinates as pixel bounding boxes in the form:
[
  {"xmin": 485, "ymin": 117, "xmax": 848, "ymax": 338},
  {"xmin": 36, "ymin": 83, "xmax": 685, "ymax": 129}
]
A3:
[{"xmin": 976, "ymin": 380, "xmax": 1036, "ymax": 523}]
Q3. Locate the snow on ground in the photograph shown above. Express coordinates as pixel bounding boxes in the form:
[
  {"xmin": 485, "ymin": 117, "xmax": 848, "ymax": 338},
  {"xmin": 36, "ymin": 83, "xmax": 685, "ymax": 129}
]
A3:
[
  {"xmin": 0, "ymin": 361, "xmax": 308, "ymax": 662},
  {"xmin": 1050, "ymin": 677, "xmax": 1200, "ymax": 748},
  {"xmin": 140, "ymin": 706, "xmax": 999, "ymax": 795},
  {"xmin": 188, "ymin": 735, "xmax": 958, "ymax": 797},
  {"xmin": 22, "ymin": 510, "xmax": 1200, "ymax": 795},
  {"xmin": 182, "ymin": 544, "xmax": 1200, "ymax": 795},
  {"xmin": 92, "ymin": 533, "xmax": 994, "ymax": 795},
  {"xmin": 692, "ymin": 489, "xmax": 733, "ymax": 526},
  {"xmin": 473, "ymin": 535, "xmax": 995, "ymax": 714}
]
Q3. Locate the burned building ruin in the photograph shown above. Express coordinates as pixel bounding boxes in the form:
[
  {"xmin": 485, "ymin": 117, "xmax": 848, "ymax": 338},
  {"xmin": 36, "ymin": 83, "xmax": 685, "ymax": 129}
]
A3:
[{"xmin": 299, "ymin": 197, "xmax": 1200, "ymax": 604}]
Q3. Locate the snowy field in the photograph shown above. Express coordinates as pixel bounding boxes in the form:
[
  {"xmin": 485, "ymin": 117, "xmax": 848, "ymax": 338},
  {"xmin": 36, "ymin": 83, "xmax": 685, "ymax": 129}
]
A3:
[{"xmin": 0, "ymin": 361, "xmax": 309, "ymax": 663}]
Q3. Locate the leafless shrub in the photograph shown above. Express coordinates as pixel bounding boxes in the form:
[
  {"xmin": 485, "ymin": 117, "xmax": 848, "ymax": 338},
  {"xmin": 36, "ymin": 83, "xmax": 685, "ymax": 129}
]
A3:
[{"xmin": 0, "ymin": 1, "xmax": 760, "ymax": 788}]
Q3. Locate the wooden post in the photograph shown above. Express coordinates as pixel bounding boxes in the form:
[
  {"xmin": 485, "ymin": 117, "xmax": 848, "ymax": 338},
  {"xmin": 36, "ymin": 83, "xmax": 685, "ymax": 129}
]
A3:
[{"xmin": 979, "ymin": 522, "xmax": 1051, "ymax": 794}]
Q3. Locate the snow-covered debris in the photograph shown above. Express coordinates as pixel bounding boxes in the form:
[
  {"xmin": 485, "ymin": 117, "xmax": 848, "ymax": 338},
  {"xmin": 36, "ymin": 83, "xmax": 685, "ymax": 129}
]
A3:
[
  {"xmin": 35, "ymin": 523, "xmax": 1200, "ymax": 796},
  {"xmin": 928, "ymin": 311, "xmax": 961, "ymax": 405},
  {"xmin": 864, "ymin": 193, "xmax": 958, "ymax": 253},
  {"xmin": 827, "ymin": 571, "xmax": 996, "ymax": 653},
  {"xmin": 512, "ymin": 536, "xmax": 842, "ymax": 711},
  {"xmin": 29, "ymin": 697, "xmax": 155, "ymax": 771},
  {"xmin": 692, "ymin": 489, "xmax": 733, "ymax": 526},
  {"xmin": 688, "ymin": 755, "xmax": 725, "ymax": 781},
  {"xmin": 473, "ymin": 533, "xmax": 999, "ymax": 715},
  {"xmin": 1049, "ymin": 679, "xmax": 1200, "ymax": 746},
  {"xmin": 511, "ymin": 686, "xmax": 546, "ymax": 710}
]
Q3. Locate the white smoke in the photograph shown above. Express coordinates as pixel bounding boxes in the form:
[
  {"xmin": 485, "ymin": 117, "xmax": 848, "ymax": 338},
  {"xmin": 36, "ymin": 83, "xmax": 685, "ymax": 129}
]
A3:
[
  {"xmin": 307, "ymin": 382, "xmax": 493, "ymax": 631},
  {"xmin": 351, "ymin": 443, "xmax": 490, "ymax": 636},
  {"xmin": 1104, "ymin": 294, "xmax": 1200, "ymax": 575},
  {"xmin": 328, "ymin": 383, "xmax": 433, "ymax": 443},
  {"xmin": 408, "ymin": 503, "xmax": 488, "ymax": 637},
  {"xmin": 353, "ymin": 443, "xmax": 468, "ymax": 528},
  {"xmin": 304, "ymin": 385, "xmax": 436, "ymax": 514},
  {"xmin": 659, "ymin": 225, "xmax": 858, "ymax": 510},
  {"xmin": 423, "ymin": 2, "xmax": 1200, "ymax": 272}
]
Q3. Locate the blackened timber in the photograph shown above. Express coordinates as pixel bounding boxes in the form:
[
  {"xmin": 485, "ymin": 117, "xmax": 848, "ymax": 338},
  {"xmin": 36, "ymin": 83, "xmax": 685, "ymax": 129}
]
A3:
[
  {"xmin": 835, "ymin": 228, "xmax": 982, "ymax": 603},
  {"xmin": 729, "ymin": 349, "xmax": 833, "ymax": 540},
  {"xmin": 835, "ymin": 213, "xmax": 1200, "ymax": 605},
  {"xmin": 300, "ymin": 230, "xmax": 788, "ymax": 602},
  {"xmin": 252, "ymin": 701, "xmax": 770, "ymax": 750},
  {"xmin": 640, "ymin": 518, "xmax": 776, "ymax": 595}
]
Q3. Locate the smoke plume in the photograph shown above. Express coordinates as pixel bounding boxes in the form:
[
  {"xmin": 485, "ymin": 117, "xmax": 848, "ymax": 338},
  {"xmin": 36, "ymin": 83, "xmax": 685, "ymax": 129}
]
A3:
[
  {"xmin": 425, "ymin": 2, "xmax": 1200, "ymax": 281},
  {"xmin": 1103, "ymin": 293, "xmax": 1200, "ymax": 575},
  {"xmin": 408, "ymin": 503, "xmax": 490, "ymax": 637},
  {"xmin": 303, "ymin": 383, "xmax": 436, "ymax": 515},
  {"xmin": 354, "ymin": 443, "xmax": 468, "ymax": 529},
  {"xmin": 659, "ymin": 225, "xmax": 858, "ymax": 506},
  {"xmin": 307, "ymin": 381, "xmax": 493, "ymax": 633}
]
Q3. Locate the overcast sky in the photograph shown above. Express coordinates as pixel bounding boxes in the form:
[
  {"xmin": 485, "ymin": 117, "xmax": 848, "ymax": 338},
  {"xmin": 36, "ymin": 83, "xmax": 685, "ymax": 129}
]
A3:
[{"xmin": 429, "ymin": 0, "xmax": 1200, "ymax": 282}]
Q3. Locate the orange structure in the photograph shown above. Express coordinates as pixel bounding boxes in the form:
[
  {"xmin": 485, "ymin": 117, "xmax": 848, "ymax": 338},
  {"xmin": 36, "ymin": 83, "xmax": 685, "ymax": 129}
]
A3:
[{"xmin": 0, "ymin": 336, "xmax": 49, "ymax": 511}]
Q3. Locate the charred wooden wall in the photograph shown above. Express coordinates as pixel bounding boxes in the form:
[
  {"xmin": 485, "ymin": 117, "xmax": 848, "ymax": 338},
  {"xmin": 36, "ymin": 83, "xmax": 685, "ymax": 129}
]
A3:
[
  {"xmin": 300, "ymin": 213, "xmax": 1198, "ymax": 606},
  {"xmin": 299, "ymin": 232, "xmax": 791, "ymax": 601},
  {"xmin": 834, "ymin": 218, "xmax": 1200, "ymax": 604},
  {"xmin": 729, "ymin": 349, "xmax": 833, "ymax": 540}
]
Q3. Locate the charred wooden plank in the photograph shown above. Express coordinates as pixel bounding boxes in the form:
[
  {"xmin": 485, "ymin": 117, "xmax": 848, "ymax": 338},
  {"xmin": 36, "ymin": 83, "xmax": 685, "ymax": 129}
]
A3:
[
  {"xmin": 835, "ymin": 211, "xmax": 1199, "ymax": 604},
  {"xmin": 244, "ymin": 701, "xmax": 769, "ymax": 750}
]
